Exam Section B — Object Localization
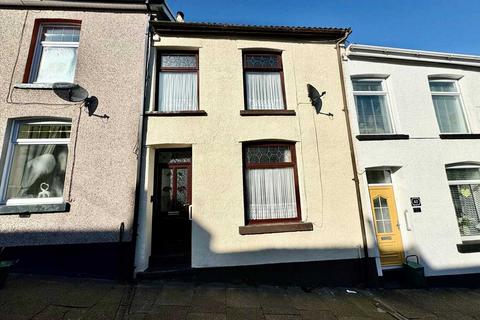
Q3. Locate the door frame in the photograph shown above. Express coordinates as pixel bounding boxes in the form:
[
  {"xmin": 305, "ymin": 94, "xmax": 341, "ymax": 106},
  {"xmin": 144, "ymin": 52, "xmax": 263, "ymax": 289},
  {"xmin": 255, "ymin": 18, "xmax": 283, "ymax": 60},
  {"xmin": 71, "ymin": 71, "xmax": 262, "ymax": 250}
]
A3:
[
  {"xmin": 368, "ymin": 184, "xmax": 405, "ymax": 268},
  {"xmin": 151, "ymin": 148, "xmax": 193, "ymax": 259}
]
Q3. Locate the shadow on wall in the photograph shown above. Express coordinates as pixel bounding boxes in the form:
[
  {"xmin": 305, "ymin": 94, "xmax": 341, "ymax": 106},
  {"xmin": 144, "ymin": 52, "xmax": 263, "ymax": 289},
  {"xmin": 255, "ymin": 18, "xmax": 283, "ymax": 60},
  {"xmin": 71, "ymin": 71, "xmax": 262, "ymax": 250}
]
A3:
[{"xmin": 1, "ymin": 219, "xmax": 480, "ymax": 286}]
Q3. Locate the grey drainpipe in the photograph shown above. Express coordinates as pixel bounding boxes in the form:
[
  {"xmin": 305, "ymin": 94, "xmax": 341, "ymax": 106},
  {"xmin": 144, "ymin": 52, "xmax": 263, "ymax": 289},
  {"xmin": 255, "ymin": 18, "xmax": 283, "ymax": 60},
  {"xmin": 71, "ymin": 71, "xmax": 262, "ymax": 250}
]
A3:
[
  {"xmin": 128, "ymin": 0, "xmax": 153, "ymax": 281},
  {"xmin": 335, "ymin": 30, "xmax": 372, "ymax": 285}
]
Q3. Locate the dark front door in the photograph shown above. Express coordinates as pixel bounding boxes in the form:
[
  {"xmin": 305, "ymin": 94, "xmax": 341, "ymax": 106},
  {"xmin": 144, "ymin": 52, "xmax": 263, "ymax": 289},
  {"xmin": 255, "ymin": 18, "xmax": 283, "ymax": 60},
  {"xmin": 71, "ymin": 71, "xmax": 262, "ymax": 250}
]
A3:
[{"xmin": 151, "ymin": 149, "xmax": 192, "ymax": 268}]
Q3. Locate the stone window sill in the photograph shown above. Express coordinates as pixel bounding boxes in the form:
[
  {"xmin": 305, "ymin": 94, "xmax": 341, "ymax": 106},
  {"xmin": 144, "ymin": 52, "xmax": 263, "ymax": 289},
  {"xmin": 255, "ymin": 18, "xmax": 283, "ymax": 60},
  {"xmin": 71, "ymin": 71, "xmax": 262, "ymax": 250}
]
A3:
[
  {"xmin": 0, "ymin": 202, "xmax": 69, "ymax": 215},
  {"xmin": 14, "ymin": 83, "xmax": 78, "ymax": 90},
  {"xmin": 356, "ymin": 134, "xmax": 409, "ymax": 141},
  {"xmin": 439, "ymin": 134, "xmax": 480, "ymax": 140},
  {"xmin": 239, "ymin": 222, "xmax": 313, "ymax": 235},
  {"xmin": 457, "ymin": 241, "xmax": 480, "ymax": 253},
  {"xmin": 145, "ymin": 110, "xmax": 207, "ymax": 117},
  {"xmin": 240, "ymin": 110, "xmax": 296, "ymax": 116}
]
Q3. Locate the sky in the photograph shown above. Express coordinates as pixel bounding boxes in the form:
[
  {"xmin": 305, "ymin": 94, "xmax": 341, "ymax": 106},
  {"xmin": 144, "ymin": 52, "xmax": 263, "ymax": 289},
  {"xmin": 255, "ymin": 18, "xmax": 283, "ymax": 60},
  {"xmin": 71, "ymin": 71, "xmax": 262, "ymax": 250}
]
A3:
[{"xmin": 167, "ymin": 0, "xmax": 480, "ymax": 55}]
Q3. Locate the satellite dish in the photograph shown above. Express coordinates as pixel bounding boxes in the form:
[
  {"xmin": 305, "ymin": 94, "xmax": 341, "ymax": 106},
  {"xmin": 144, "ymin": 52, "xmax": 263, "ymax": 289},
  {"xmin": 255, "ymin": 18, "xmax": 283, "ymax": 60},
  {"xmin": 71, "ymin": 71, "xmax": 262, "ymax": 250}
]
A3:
[
  {"xmin": 84, "ymin": 96, "xmax": 98, "ymax": 116},
  {"xmin": 307, "ymin": 84, "xmax": 331, "ymax": 116},
  {"xmin": 53, "ymin": 83, "xmax": 104, "ymax": 118},
  {"xmin": 53, "ymin": 83, "xmax": 88, "ymax": 102}
]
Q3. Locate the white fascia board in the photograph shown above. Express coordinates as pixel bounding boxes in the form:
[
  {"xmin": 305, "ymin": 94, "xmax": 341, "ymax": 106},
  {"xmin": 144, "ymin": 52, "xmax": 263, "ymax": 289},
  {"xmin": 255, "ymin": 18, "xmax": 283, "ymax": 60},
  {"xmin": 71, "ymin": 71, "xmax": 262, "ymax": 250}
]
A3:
[
  {"xmin": 347, "ymin": 44, "xmax": 480, "ymax": 68},
  {"xmin": 1, "ymin": 0, "xmax": 147, "ymax": 11}
]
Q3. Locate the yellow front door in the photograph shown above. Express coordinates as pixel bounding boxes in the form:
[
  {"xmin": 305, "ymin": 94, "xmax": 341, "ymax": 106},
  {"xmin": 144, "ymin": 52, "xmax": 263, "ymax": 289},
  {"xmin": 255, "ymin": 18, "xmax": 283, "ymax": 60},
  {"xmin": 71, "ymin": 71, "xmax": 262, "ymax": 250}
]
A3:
[{"xmin": 369, "ymin": 186, "xmax": 404, "ymax": 267}]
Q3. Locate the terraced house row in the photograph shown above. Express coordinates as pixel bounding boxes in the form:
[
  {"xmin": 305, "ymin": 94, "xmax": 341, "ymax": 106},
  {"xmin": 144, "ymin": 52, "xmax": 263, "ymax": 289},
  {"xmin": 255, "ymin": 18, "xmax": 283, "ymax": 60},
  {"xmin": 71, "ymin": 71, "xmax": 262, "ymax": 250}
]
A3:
[{"xmin": 1, "ymin": 0, "xmax": 479, "ymax": 286}]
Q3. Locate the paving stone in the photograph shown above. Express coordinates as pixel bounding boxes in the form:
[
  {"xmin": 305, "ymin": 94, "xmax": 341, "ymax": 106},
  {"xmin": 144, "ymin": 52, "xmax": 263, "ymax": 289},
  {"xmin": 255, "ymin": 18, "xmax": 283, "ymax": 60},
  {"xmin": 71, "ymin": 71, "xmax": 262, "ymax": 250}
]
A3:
[
  {"xmin": 129, "ymin": 286, "xmax": 160, "ymax": 314},
  {"xmin": 300, "ymin": 310, "xmax": 337, "ymax": 320},
  {"xmin": 145, "ymin": 305, "xmax": 189, "ymax": 320},
  {"xmin": 32, "ymin": 305, "xmax": 86, "ymax": 320},
  {"xmin": 399, "ymin": 289, "xmax": 472, "ymax": 320},
  {"xmin": 286, "ymin": 287, "xmax": 329, "ymax": 311},
  {"xmin": 312, "ymin": 288, "xmax": 368, "ymax": 318},
  {"xmin": 154, "ymin": 283, "xmax": 194, "ymax": 306},
  {"xmin": 371, "ymin": 289, "xmax": 437, "ymax": 319},
  {"xmin": 187, "ymin": 312, "xmax": 227, "ymax": 320},
  {"xmin": 264, "ymin": 315, "xmax": 302, "ymax": 320},
  {"xmin": 226, "ymin": 287, "xmax": 261, "ymax": 308},
  {"xmin": 257, "ymin": 286, "xmax": 299, "ymax": 315},
  {"xmin": 191, "ymin": 284, "xmax": 226, "ymax": 313},
  {"xmin": 226, "ymin": 307, "xmax": 265, "ymax": 320},
  {"xmin": 85, "ymin": 285, "xmax": 129, "ymax": 320}
]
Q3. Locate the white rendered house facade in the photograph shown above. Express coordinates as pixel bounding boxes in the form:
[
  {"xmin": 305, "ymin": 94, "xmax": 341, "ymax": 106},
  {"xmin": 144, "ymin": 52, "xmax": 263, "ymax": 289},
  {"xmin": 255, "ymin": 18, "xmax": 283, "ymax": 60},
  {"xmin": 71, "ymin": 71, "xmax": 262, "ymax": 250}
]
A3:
[{"xmin": 344, "ymin": 44, "xmax": 480, "ymax": 278}]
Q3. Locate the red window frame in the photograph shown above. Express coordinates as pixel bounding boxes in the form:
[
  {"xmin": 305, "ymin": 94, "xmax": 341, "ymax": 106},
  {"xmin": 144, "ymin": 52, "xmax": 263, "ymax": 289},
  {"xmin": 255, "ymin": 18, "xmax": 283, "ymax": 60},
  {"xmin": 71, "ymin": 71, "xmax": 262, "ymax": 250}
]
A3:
[
  {"xmin": 242, "ymin": 51, "xmax": 287, "ymax": 110},
  {"xmin": 156, "ymin": 51, "xmax": 200, "ymax": 112},
  {"xmin": 23, "ymin": 19, "xmax": 82, "ymax": 83},
  {"xmin": 242, "ymin": 142, "xmax": 301, "ymax": 224}
]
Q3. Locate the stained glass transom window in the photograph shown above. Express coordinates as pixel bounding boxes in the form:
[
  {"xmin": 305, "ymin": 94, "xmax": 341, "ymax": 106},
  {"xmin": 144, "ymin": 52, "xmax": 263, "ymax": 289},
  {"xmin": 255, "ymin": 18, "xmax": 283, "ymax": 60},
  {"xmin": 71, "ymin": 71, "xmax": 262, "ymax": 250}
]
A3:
[
  {"xmin": 244, "ymin": 54, "xmax": 281, "ymax": 69},
  {"xmin": 160, "ymin": 55, "xmax": 197, "ymax": 69},
  {"xmin": 246, "ymin": 146, "xmax": 291, "ymax": 164}
]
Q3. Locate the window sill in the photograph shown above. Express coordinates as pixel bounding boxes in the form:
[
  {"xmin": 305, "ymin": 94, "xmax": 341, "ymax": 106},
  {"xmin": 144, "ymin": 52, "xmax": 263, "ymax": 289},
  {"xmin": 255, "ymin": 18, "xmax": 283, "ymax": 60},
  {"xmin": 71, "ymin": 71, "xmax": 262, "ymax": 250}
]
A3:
[
  {"xmin": 0, "ymin": 202, "xmax": 69, "ymax": 215},
  {"xmin": 356, "ymin": 134, "xmax": 409, "ymax": 141},
  {"xmin": 145, "ymin": 110, "xmax": 207, "ymax": 117},
  {"xmin": 14, "ymin": 83, "xmax": 78, "ymax": 90},
  {"xmin": 239, "ymin": 222, "xmax": 313, "ymax": 235},
  {"xmin": 439, "ymin": 134, "xmax": 480, "ymax": 140},
  {"xmin": 457, "ymin": 241, "xmax": 480, "ymax": 253},
  {"xmin": 240, "ymin": 110, "xmax": 296, "ymax": 116}
]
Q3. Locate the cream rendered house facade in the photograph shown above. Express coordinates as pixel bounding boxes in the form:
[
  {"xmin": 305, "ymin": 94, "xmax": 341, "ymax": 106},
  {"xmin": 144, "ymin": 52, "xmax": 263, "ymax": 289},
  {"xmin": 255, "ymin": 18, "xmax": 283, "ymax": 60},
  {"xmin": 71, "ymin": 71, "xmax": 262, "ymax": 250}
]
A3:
[
  {"xmin": 134, "ymin": 22, "xmax": 372, "ymax": 284},
  {"xmin": 344, "ymin": 44, "xmax": 480, "ymax": 280}
]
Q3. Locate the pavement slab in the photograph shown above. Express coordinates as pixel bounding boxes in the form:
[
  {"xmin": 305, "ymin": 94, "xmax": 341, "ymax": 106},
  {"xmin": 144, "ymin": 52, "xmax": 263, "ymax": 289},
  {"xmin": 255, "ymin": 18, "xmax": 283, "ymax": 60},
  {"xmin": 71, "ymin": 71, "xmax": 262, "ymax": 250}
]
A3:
[{"xmin": 2, "ymin": 275, "xmax": 480, "ymax": 320}]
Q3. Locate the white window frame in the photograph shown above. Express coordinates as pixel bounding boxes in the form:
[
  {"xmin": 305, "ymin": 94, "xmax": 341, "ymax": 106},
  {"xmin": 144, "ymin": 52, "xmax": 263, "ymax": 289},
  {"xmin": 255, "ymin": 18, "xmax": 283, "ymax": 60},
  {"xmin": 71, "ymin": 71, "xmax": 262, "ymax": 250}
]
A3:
[
  {"xmin": 0, "ymin": 120, "xmax": 71, "ymax": 206},
  {"xmin": 446, "ymin": 165, "xmax": 480, "ymax": 240},
  {"xmin": 352, "ymin": 78, "xmax": 396, "ymax": 135},
  {"xmin": 29, "ymin": 24, "xmax": 80, "ymax": 83},
  {"xmin": 429, "ymin": 79, "xmax": 470, "ymax": 134}
]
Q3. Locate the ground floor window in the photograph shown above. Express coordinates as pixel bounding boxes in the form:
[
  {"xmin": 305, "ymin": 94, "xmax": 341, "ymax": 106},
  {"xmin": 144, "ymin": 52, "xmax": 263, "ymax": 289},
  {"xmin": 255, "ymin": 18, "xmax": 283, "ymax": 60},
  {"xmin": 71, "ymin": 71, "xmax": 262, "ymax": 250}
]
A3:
[
  {"xmin": 1, "ymin": 120, "xmax": 71, "ymax": 205},
  {"xmin": 243, "ymin": 142, "xmax": 301, "ymax": 223},
  {"xmin": 447, "ymin": 167, "xmax": 480, "ymax": 237}
]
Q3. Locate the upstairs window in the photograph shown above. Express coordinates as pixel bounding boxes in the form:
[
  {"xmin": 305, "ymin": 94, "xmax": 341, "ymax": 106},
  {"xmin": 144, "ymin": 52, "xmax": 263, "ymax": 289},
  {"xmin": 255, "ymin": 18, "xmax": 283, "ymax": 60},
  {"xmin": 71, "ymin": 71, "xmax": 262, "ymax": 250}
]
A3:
[
  {"xmin": 352, "ymin": 79, "xmax": 393, "ymax": 134},
  {"xmin": 1, "ymin": 121, "xmax": 71, "ymax": 206},
  {"xmin": 29, "ymin": 23, "xmax": 81, "ymax": 83},
  {"xmin": 243, "ymin": 143, "xmax": 300, "ymax": 223},
  {"xmin": 447, "ymin": 167, "xmax": 480, "ymax": 237},
  {"xmin": 243, "ymin": 52, "xmax": 285, "ymax": 110},
  {"xmin": 429, "ymin": 80, "xmax": 468, "ymax": 133},
  {"xmin": 157, "ymin": 52, "xmax": 199, "ymax": 112}
]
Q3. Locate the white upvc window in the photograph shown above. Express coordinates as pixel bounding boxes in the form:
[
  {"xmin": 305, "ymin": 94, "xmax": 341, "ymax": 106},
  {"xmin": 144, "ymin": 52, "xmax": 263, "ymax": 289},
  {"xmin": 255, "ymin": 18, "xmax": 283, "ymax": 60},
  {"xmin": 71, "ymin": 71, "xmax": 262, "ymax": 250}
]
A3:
[
  {"xmin": 352, "ymin": 79, "xmax": 394, "ymax": 135},
  {"xmin": 29, "ymin": 24, "xmax": 81, "ymax": 84},
  {"xmin": 429, "ymin": 80, "xmax": 469, "ymax": 134},
  {"xmin": 447, "ymin": 166, "xmax": 480, "ymax": 238},
  {"xmin": 0, "ymin": 121, "xmax": 71, "ymax": 206}
]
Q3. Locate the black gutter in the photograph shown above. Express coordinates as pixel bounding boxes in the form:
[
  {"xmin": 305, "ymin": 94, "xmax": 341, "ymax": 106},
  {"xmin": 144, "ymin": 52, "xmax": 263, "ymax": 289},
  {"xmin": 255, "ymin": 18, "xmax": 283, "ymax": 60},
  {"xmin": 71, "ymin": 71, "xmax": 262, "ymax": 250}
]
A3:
[{"xmin": 152, "ymin": 21, "xmax": 350, "ymax": 41}]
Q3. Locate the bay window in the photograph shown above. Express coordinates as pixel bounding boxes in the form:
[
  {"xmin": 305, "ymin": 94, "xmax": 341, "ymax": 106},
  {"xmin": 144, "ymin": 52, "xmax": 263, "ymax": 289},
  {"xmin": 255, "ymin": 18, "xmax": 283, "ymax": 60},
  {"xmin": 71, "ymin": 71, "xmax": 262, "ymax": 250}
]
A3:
[
  {"xmin": 429, "ymin": 80, "xmax": 468, "ymax": 133},
  {"xmin": 29, "ymin": 23, "xmax": 81, "ymax": 83},
  {"xmin": 243, "ymin": 52, "xmax": 286, "ymax": 110},
  {"xmin": 352, "ymin": 79, "xmax": 393, "ymax": 134},
  {"xmin": 1, "ymin": 121, "xmax": 71, "ymax": 206},
  {"xmin": 447, "ymin": 167, "xmax": 480, "ymax": 237},
  {"xmin": 243, "ymin": 143, "xmax": 300, "ymax": 223},
  {"xmin": 157, "ymin": 52, "xmax": 199, "ymax": 112}
]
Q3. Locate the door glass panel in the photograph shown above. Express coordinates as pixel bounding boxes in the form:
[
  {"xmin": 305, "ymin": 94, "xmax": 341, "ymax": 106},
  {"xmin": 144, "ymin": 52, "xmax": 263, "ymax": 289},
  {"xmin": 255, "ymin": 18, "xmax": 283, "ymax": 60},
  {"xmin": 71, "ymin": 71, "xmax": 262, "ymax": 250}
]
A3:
[
  {"xmin": 160, "ymin": 168, "xmax": 173, "ymax": 212},
  {"xmin": 373, "ymin": 196, "xmax": 393, "ymax": 234},
  {"xmin": 176, "ymin": 168, "xmax": 189, "ymax": 206}
]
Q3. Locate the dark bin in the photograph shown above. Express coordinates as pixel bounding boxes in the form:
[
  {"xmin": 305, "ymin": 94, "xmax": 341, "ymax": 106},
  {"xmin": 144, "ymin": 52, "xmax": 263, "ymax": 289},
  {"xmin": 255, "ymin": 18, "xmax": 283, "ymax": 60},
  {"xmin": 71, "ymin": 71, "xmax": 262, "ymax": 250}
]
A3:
[{"xmin": 403, "ymin": 255, "xmax": 426, "ymax": 288}]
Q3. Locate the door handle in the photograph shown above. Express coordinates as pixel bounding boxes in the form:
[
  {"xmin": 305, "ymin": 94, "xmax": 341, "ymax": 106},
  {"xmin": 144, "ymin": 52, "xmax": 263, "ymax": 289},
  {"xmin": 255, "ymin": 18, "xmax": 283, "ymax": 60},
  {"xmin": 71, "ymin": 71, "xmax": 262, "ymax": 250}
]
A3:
[{"xmin": 188, "ymin": 205, "xmax": 193, "ymax": 221}]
